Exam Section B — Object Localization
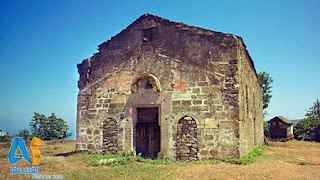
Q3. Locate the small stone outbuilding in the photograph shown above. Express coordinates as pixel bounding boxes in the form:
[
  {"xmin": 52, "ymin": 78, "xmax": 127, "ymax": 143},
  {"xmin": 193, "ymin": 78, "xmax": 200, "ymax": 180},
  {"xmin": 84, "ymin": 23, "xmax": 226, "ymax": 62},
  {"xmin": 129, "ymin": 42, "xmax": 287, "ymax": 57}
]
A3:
[
  {"xmin": 310, "ymin": 128, "xmax": 320, "ymax": 142},
  {"xmin": 268, "ymin": 116, "xmax": 293, "ymax": 140},
  {"xmin": 76, "ymin": 14, "xmax": 264, "ymax": 160}
]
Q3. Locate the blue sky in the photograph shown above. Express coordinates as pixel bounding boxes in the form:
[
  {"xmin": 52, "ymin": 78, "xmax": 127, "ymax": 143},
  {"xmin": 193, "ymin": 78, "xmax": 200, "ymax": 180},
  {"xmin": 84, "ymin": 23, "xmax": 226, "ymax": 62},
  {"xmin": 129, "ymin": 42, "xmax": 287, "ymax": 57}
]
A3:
[{"xmin": 0, "ymin": 0, "xmax": 319, "ymax": 139}]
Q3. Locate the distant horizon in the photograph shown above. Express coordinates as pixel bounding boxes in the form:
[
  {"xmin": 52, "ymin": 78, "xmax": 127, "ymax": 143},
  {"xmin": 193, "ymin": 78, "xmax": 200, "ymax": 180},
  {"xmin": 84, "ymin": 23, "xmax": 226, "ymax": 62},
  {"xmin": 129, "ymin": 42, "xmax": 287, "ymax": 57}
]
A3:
[
  {"xmin": 1, "ymin": 1, "xmax": 319, "ymax": 139},
  {"xmin": 0, "ymin": 116, "xmax": 305, "ymax": 137}
]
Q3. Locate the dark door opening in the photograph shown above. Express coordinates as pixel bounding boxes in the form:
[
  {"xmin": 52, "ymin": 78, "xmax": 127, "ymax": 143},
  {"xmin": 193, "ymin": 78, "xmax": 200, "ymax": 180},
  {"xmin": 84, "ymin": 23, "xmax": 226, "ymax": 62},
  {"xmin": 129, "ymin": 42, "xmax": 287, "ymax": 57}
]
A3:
[{"xmin": 136, "ymin": 107, "xmax": 160, "ymax": 159}]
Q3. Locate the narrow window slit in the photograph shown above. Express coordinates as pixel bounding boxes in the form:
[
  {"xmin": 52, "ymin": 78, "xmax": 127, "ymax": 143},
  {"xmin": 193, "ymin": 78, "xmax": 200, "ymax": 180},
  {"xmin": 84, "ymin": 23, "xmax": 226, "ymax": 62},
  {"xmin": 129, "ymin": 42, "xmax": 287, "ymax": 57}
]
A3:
[{"xmin": 143, "ymin": 28, "xmax": 154, "ymax": 42}]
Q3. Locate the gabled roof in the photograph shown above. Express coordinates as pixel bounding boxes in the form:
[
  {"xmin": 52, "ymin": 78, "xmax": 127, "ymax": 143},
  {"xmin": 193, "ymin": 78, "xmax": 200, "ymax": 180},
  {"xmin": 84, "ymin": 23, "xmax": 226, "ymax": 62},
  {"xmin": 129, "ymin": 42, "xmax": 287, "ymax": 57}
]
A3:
[
  {"xmin": 268, "ymin": 116, "xmax": 293, "ymax": 124},
  {"xmin": 98, "ymin": 13, "xmax": 239, "ymax": 49},
  {"xmin": 96, "ymin": 13, "xmax": 257, "ymax": 77}
]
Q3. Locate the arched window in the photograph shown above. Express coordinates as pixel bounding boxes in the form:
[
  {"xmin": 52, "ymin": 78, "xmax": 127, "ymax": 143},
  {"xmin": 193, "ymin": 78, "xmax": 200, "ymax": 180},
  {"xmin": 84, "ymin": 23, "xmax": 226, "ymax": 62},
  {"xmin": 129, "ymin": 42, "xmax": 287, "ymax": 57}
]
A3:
[
  {"xmin": 176, "ymin": 116, "xmax": 198, "ymax": 161},
  {"xmin": 131, "ymin": 74, "xmax": 161, "ymax": 93}
]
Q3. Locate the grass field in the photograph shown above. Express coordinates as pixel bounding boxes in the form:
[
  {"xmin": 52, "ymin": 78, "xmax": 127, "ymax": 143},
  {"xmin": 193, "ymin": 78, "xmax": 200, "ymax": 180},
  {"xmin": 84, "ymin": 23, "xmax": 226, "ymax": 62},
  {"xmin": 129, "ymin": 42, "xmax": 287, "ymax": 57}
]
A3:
[{"xmin": 0, "ymin": 140, "xmax": 320, "ymax": 179}]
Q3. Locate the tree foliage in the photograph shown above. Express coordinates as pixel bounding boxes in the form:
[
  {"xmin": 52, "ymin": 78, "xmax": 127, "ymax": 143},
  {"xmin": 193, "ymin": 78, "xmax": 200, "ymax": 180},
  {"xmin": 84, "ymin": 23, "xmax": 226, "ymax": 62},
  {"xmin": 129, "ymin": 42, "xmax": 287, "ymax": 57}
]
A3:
[
  {"xmin": 294, "ymin": 117, "xmax": 320, "ymax": 140},
  {"xmin": 0, "ymin": 129, "xmax": 10, "ymax": 143},
  {"xmin": 305, "ymin": 99, "xmax": 320, "ymax": 118},
  {"xmin": 0, "ymin": 135, "xmax": 10, "ymax": 143},
  {"xmin": 263, "ymin": 121, "xmax": 269, "ymax": 137},
  {"xmin": 258, "ymin": 72, "xmax": 273, "ymax": 110},
  {"xmin": 30, "ymin": 112, "xmax": 71, "ymax": 141},
  {"xmin": 294, "ymin": 99, "xmax": 320, "ymax": 140},
  {"xmin": 15, "ymin": 128, "xmax": 32, "ymax": 141}
]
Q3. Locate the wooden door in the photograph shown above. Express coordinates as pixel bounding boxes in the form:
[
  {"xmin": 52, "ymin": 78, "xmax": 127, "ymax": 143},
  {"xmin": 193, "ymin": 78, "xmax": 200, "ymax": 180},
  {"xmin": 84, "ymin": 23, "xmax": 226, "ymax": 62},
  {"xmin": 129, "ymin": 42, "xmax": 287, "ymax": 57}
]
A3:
[
  {"xmin": 135, "ymin": 108, "xmax": 160, "ymax": 158},
  {"xmin": 136, "ymin": 122, "xmax": 160, "ymax": 158}
]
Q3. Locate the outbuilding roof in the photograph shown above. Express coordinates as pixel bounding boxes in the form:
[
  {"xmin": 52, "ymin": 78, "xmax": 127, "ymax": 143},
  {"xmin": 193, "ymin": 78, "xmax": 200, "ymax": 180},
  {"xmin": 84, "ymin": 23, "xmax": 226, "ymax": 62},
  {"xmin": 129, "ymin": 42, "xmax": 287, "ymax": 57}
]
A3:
[{"xmin": 268, "ymin": 116, "xmax": 293, "ymax": 124}]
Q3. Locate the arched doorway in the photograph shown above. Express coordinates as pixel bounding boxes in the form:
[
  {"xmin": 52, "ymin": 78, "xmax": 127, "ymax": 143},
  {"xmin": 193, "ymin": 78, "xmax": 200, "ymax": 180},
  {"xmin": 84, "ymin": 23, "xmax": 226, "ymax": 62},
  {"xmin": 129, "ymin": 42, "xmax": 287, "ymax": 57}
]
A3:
[{"xmin": 131, "ymin": 73, "xmax": 162, "ymax": 158}]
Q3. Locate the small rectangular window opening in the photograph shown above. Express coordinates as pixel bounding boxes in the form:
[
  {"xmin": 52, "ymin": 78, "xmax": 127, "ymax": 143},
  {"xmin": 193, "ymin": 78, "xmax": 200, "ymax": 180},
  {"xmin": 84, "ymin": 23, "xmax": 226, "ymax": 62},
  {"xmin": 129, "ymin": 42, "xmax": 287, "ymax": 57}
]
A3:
[{"xmin": 143, "ymin": 28, "xmax": 153, "ymax": 42}]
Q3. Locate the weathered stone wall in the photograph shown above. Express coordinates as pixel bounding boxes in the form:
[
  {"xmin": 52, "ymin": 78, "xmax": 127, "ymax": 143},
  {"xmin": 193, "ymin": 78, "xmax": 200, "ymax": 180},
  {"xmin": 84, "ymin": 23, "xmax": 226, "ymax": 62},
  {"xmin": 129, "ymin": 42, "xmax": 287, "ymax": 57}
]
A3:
[
  {"xmin": 76, "ymin": 14, "xmax": 262, "ymax": 160},
  {"xmin": 237, "ymin": 40, "xmax": 264, "ymax": 157}
]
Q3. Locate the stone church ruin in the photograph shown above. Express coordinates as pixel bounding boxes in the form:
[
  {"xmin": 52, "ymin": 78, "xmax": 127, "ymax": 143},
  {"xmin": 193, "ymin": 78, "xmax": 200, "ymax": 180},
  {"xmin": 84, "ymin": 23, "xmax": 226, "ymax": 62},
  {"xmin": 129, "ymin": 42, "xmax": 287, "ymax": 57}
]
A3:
[{"xmin": 76, "ymin": 14, "xmax": 264, "ymax": 160}]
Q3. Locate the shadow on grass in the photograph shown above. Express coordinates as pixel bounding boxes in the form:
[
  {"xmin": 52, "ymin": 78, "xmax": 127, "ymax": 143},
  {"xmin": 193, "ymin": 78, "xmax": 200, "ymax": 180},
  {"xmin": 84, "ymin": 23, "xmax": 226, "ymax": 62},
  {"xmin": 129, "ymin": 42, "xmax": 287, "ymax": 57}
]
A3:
[{"xmin": 54, "ymin": 151, "xmax": 79, "ymax": 157}]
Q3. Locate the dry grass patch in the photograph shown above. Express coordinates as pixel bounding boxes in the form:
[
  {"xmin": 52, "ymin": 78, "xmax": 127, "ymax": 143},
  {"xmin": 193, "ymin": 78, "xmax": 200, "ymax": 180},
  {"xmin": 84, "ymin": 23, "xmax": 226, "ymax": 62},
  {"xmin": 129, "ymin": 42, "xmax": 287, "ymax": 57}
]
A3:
[{"xmin": 0, "ymin": 140, "xmax": 319, "ymax": 179}]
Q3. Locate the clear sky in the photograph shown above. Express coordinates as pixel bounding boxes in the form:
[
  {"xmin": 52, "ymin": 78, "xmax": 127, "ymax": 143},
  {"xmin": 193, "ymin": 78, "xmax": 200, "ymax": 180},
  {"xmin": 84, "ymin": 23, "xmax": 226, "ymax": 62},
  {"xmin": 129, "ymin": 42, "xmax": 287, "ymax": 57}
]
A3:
[{"xmin": 1, "ymin": 0, "xmax": 319, "ymax": 139}]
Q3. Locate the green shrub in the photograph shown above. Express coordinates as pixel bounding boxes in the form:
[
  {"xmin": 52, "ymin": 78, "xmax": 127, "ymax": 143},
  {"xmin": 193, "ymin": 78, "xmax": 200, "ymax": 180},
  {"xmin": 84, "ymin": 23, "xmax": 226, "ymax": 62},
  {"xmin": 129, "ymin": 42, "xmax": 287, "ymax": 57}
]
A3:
[
  {"xmin": 294, "ymin": 117, "xmax": 320, "ymax": 140},
  {"xmin": 223, "ymin": 145, "xmax": 266, "ymax": 165},
  {"xmin": 82, "ymin": 149, "xmax": 174, "ymax": 166},
  {"xmin": 82, "ymin": 145, "xmax": 267, "ymax": 166}
]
